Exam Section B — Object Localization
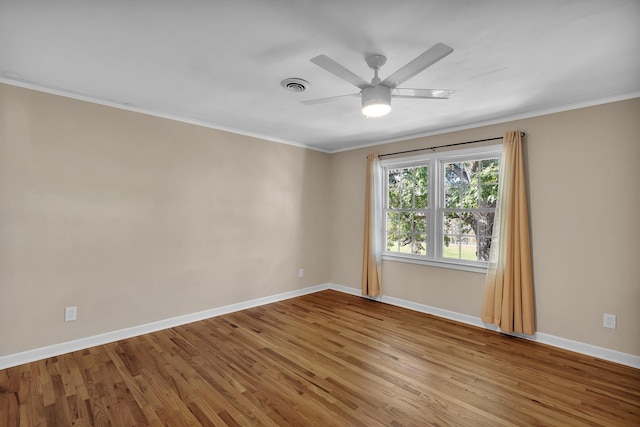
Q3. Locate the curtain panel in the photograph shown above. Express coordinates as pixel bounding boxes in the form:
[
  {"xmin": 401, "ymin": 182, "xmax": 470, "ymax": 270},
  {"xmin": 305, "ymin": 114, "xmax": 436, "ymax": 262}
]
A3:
[
  {"xmin": 362, "ymin": 153, "xmax": 383, "ymax": 297},
  {"xmin": 481, "ymin": 131, "xmax": 535, "ymax": 335}
]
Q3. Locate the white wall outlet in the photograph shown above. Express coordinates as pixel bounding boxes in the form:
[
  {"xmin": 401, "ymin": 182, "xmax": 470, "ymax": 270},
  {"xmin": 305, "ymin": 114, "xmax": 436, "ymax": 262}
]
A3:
[
  {"xmin": 65, "ymin": 306, "xmax": 77, "ymax": 322},
  {"xmin": 298, "ymin": 268, "xmax": 304, "ymax": 278},
  {"xmin": 603, "ymin": 313, "xmax": 616, "ymax": 329}
]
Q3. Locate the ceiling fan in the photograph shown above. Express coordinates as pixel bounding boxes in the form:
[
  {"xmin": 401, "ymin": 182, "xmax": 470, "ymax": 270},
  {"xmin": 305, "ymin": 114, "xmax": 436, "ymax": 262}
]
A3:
[{"xmin": 303, "ymin": 43, "xmax": 455, "ymax": 117}]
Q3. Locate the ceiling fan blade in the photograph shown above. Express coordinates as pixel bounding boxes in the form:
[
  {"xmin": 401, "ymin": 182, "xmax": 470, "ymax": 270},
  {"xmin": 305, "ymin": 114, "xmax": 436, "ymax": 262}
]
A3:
[
  {"xmin": 391, "ymin": 88, "xmax": 456, "ymax": 99},
  {"xmin": 382, "ymin": 43, "xmax": 454, "ymax": 89},
  {"xmin": 311, "ymin": 55, "xmax": 370, "ymax": 90},
  {"xmin": 301, "ymin": 93, "xmax": 360, "ymax": 105}
]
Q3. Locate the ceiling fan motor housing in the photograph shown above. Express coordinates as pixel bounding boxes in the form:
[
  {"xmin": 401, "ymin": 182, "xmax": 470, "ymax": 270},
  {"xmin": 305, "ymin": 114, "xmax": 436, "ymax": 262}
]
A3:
[{"xmin": 362, "ymin": 85, "xmax": 392, "ymax": 116}]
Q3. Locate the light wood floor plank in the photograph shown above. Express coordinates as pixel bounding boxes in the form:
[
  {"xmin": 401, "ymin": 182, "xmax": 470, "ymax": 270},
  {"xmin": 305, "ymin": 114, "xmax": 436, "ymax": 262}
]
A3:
[{"xmin": 2, "ymin": 290, "xmax": 639, "ymax": 426}]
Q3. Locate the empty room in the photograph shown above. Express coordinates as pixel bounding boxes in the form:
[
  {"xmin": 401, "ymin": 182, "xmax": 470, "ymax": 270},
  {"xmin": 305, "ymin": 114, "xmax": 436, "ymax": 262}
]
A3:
[{"xmin": 1, "ymin": 1, "xmax": 639, "ymax": 426}]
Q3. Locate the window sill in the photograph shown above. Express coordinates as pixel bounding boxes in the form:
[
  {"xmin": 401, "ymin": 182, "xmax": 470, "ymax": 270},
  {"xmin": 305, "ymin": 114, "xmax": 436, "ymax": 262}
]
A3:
[{"xmin": 382, "ymin": 253, "xmax": 488, "ymax": 274}]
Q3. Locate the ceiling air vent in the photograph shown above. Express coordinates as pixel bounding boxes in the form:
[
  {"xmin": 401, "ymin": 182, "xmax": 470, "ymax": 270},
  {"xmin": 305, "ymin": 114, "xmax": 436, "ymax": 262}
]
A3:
[{"xmin": 280, "ymin": 78, "xmax": 310, "ymax": 92}]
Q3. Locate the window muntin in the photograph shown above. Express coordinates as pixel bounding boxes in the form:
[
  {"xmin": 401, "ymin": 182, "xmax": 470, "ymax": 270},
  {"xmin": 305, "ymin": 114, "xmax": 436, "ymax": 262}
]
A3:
[{"xmin": 381, "ymin": 145, "xmax": 501, "ymax": 270}]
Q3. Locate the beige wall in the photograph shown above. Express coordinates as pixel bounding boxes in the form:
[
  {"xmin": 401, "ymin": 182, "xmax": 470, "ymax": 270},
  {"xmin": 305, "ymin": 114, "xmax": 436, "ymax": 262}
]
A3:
[
  {"xmin": 329, "ymin": 97, "xmax": 640, "ymax": 357},
  {"xmin": 0, "ymin": 84, "xmax": 331, "ymax": 356},
  {"xmin": 2, "ymin": 82, "xmax": 638, "ymax": 360}
]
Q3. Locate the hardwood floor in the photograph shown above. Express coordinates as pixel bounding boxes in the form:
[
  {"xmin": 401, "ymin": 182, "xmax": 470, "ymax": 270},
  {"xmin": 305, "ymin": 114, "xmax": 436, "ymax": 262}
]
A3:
[{"xmin": 1, "ymin": 290, "xmax": 639, "ymax": 426}]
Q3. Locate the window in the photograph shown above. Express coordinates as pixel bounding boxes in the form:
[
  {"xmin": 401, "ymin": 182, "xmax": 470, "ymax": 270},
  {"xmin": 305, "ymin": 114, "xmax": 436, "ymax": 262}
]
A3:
[{"xmin": 381, "ymin": 145, "xmax": 501, "ymax": 272}]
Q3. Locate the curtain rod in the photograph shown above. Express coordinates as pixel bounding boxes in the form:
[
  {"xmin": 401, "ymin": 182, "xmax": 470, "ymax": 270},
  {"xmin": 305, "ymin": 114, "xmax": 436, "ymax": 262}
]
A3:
[{"xmin": 378, "ymin": 132, "xmax": 526, "ymax": 158}]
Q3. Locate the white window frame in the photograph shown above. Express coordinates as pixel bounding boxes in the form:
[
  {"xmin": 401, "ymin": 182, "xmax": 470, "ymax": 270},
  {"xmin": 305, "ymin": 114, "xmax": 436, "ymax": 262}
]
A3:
[{"xmin": 380, "ymin": 144, "xmax": 502, "ymax": 274}]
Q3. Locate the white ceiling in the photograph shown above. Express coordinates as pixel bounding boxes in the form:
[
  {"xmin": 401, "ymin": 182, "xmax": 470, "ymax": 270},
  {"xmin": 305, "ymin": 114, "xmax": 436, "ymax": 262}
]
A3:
[{"xmin": 1, "ymin": 0, "xmax": 639, "ymax": 152}]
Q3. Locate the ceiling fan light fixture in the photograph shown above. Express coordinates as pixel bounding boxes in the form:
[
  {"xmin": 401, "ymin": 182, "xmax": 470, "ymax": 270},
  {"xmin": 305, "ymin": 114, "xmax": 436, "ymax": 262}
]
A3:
[{"xmin": 361, "ymin": 85, "xmax": 391, "ymax": 117}]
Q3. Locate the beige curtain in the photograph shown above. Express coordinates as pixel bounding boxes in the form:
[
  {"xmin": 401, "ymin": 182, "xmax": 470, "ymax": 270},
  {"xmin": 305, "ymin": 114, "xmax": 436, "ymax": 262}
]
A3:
[
  {"xmin": 481, "ymin": 131, "xmax": 535, "ymax": 334},
  {"xmin": 362, "ymin": 153, "xmax": 382, "ymax": 297}
]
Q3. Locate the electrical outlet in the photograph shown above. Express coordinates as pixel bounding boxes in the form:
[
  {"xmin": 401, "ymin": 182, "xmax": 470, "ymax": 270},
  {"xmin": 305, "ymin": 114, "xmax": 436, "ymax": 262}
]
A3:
[
  {"xmin": 603, "ymin": 313, "xmax": 616, "ymax": 329},
  {"xmin": 65, "ymin": 306, "xmax": 77, "ymax": 322},
  {"xmin": 298, "ymin": 268, "xmax": 304, "ymax": 278}
]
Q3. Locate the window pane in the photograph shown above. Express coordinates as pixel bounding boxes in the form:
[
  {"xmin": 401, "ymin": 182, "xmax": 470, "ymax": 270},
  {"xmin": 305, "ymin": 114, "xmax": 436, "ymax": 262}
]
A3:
[
  {"xmin": 401, "ymin": 188, "xmax": 414, "ymax": 208},
  {"xmin": 414, "ymin": 166, "xmax": 428, "ymax": 187},
  {"xmin": 413, "ymin": 213, "xmax": 427, "ymax": 255},
  {"xmin": 444, "ymin": 185, "xmax": 460, "ymax": 208},
  {"xmin": 386, "ymin": 212, "xmax": 401, "ymax": 252},
  {"xmin": 475, "ymin": 212, "xmax": 495, "ymax": 261},
  {"xmin": 445, "ymin": 162, "xmax": 462, "ymax": 186},
  {"xmin": 388, "ymin": 169, "xmax": 402, "ymax": 187},
  {"xmin": 399, "ymin": 212, "xmax": 413, "ymax": 235},
  {"xmin": 463, "ymin": 161, "xmax": 477, "ymax": 183},
  {"xmin": 475, "ymin": 212, "xmax": 495, "ymax": 237},
  {"xmin": 408, "ymin": 238, "xmax": 426, "ymax": 255},
  {"xmin": 443, "ymin": 212, "xmax": 461, "ymax": 235},
  {"xmin": 400, "ymin": 168, "xmax": 414, "ymax": 185},
  {"xmin": 389, "ymin": 188, "xmax": 401, "ymax": 209},
  {"xmin": 414, "ymin": 212, "xmax": 426, "ymax": 234},
  {"xmin": 479, "ymin": 183, "xmax": 498, "ymax": 208},
  {"xmin": 386, "ymin": 212, "xmax": 400, "ymax": 233},
  {"xmin": 387, "ymin": 232, "xmax": 399, "ymax": 252},
  {"xmin": 398, "ymin": 234, "xmax": 410, "ymax": 252},
  {"xmin": 462, "ymin": 185, "xmax": 478, "ymax": 209},
  {"xmin": 480, "ymin": 159, "xmax": 500, "ymax": 183},
  {"xmin": 415, "ymin": 187, "xmax": 427, "ymax": 208}
]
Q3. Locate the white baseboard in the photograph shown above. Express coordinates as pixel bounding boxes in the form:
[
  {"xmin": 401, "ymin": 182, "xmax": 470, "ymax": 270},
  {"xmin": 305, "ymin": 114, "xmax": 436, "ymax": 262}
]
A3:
[
  {"xmin": 327, "ymin": 283, "xmax": 640, "ymax": 369},
  {"xmin": 2, "ymin": 282, "xmax": 638, "ymax": 370},
  {"xmin": 0, "ymin": 284, "xmax": 327, "ymax": 370}
]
